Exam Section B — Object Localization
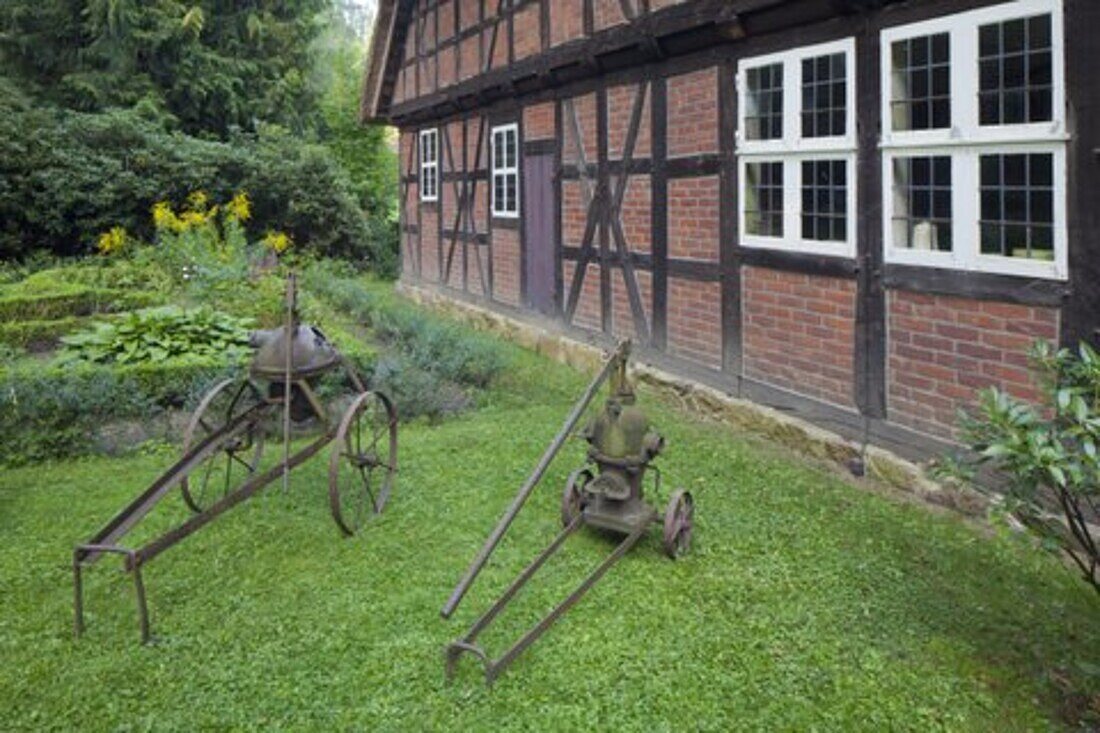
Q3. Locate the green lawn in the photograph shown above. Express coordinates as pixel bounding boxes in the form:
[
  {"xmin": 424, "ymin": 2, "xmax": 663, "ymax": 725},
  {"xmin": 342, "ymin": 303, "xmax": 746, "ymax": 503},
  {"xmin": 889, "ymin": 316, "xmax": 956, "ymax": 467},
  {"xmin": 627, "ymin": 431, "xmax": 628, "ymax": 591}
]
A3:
[{"xmin": 1, "ymin": 318, "xmax": 1097, "ymax": 731}]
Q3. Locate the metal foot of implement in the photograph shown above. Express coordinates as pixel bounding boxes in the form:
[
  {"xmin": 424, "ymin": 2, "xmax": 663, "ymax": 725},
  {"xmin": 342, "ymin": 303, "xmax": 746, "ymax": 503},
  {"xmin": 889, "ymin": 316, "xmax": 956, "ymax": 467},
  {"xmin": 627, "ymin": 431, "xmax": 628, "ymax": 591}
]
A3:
[
  {"xmin": 442, "ymin": 339, "xmax": 693, "ymax": 682},
  {"xmin": 72, "ymin": 274, "xmax": 398, "ymax": 643}
]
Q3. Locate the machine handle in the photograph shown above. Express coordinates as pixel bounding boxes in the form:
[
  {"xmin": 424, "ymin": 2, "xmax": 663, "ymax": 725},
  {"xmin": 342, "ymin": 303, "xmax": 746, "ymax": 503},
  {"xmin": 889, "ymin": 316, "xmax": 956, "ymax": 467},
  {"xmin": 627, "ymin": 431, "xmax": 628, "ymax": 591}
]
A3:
[{"xmin": 440, "ymin": 339, "xmax": 631, "ymax": 618}]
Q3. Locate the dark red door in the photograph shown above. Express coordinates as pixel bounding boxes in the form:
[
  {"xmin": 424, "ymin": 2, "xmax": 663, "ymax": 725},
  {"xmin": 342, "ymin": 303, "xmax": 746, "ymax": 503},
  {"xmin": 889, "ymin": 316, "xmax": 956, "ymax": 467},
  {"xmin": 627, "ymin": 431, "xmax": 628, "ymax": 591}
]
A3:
[{"xmin": 523, "ymin": 153, "xmax": 557, "ymax": 316}]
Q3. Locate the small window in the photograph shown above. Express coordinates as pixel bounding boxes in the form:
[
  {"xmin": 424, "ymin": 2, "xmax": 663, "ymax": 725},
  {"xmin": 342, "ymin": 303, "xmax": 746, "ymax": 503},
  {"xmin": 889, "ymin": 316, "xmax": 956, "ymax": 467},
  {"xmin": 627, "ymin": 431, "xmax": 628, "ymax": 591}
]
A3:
[
  {"xmin": 801, "ymin": 160, "xmax": 847, "ymax": 242},
  {"xmin": 891, "ymin": 156, "xmax": 952, "ymax": 252},
  {"xmin": 737, "ymin": 38, "xmax": 856, "ymax": 257},
  {"xmin": 491, "ymin": 123, "xmax": 519, "ymax": 218},
  {"xmin": 979, "ymin": 14, "xmax": 1053, "ymax": 126},
  {"xmin": 979, "ymin": 152, "xmax": 1054, "ymax": 261},
  {"xmin": 801, "ymin": 53, "xmax": 847, "ymax": 138},
  {"xmin": 744, "ymin": 162, "xmax": 784, "ymax": 237},
  {"xmin": 744, "ymin": 64, "xmax": 783, "ymax": 141},
  {"xmin": 890, "ymin": 33, "xmax": 950, "ymax": 131},
  {"xmin": 419, "ymin": 129, "xmax": 438, "ymax": 202}
]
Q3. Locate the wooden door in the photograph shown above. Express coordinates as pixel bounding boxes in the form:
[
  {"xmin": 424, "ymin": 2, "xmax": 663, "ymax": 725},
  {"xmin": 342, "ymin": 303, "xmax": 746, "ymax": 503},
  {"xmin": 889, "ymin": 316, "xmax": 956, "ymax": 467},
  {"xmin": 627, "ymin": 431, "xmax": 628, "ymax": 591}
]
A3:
[{"xmin": 523, "ymin": 152, "xmax": 557, "ymax": 315}]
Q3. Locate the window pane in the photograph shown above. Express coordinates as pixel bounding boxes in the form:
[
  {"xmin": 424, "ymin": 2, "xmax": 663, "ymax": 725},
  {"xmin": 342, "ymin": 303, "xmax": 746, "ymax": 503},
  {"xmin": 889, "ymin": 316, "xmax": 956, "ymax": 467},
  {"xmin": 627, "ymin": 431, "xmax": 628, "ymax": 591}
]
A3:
[
  {"xmin": 801, "ymin": 52, "xmax": 846, "ymax": 138},
  {"xmin": 978, "ymin": 14, "xmax": 1053, "ymax": 125},
  {"xmin": 890, "ymin": 33, "xmax": 951, "ymax": 131},
  {"xmin": 891, "ymin": 156, "xmax": 952, "ymax": 251},
  {"xmin": 979, "ymin": 153, "xmax": 1055, "ymax": 260},
  {"xmin": 745, "ymin": 162, "xmax": 784, "ymax": 237},
  {"xmin": 745, "ymin": 63, "xmax": 784, "ymax": 141},
  {"xmin": 801, "ymin": 160, "xmax": 847, "ymax": 242}
]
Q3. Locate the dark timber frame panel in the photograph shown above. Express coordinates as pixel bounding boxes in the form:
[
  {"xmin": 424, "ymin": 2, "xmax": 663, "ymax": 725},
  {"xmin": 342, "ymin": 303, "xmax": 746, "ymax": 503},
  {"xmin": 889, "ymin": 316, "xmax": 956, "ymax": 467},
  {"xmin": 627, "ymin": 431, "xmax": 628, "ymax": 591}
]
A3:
[{"xmin": 390, "ymin": 0, "xmax": 1099, "ymax": 459}]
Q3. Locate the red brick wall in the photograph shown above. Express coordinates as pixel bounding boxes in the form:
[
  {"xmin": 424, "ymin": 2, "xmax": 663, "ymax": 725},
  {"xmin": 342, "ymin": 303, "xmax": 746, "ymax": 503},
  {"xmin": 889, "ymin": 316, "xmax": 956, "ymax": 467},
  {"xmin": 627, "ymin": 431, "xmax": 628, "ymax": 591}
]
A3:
[
  {"xmin": 421, "ymin": 211, "xmax": 440, "ymax": 283},
  {"xmin": 514, "ymin": 5, "xmax": 541, "ymax": 61},
  {"xmin": 620, "ymin": 174, "xmax": 651, "ymax": 254},
  {"xmin": 562, "ymin": 93, "xmax": 597, "ymax": 165},
  {"xmin": 742, "ymin": 267, "xmax": 857, "ymax": 408},
  {"xmin": 492, "ymin": 229, "xmax": 521, "ymax": 306},
  {"xmin": 549, "ymin": 0, "xmax": 584, "ymax": 47},
  {"xmin": 667, "ymin": 68, "xmax": 718, "ymax": 157},
  {"xmin": 611, "ymin": 269, "xmax": 653, "ymax": 341},
  {"xmin": 459, "ymin": 34, "xmax": 480, "ymax": 81},
  {"xmin": 607, "ymin": 83, "xmax": 651, "ymax": 159},
  {"xmin": 524, "ymin": 102, "xmax": 555, "ymax": 140},
  {"xmin": 887, "ymin": 292, "xmax": 1060, "ymax": 437},
  {"xmin": 594, "ymin": 0, "xmax": 627, "ymax": 32},
  {"xmin": 460, "ymin": 0, "xmax": 480, "ymax": 30},
  {"xmin": 668, "ymin": 176, "xmax": 719, "ymax": 261},
  {"xmin": 667, "ymin": 278, "xmax": 722, "ymax": 369},
  {"xmin": 563, "ymin": 262, "xmax": 602, "ymax": 331},
  {"xmin": 562, "ymin": 180, "xmax": 587, "ymax": 247}
]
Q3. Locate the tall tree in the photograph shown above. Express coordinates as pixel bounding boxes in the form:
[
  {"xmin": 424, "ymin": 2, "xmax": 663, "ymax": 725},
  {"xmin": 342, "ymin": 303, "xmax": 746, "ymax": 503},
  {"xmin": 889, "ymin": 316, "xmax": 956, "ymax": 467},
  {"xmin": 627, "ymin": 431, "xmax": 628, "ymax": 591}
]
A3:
[{"xmin": 0, "ymin": 0, "xmax": 330, "ymax": 138}]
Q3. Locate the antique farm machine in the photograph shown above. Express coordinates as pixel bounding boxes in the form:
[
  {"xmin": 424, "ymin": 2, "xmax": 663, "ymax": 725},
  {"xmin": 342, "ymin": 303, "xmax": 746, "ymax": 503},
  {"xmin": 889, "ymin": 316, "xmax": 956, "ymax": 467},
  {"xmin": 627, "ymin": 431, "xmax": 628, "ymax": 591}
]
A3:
[
  {"xmin": 73, "ymin": 274, "xmax": 398, "ymax": 643},
  {"xmin": 442, "ymin": 339, "xmax": 694, "ymax": 683}
]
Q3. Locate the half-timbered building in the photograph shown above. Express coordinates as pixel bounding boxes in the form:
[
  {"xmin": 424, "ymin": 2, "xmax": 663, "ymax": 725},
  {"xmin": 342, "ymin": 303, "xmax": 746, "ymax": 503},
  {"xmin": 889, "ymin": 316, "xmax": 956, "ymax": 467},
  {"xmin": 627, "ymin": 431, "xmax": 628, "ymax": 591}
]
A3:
[{"xmin": 361, "ymin": 0, "xmax": 1098, "ymax": 458}]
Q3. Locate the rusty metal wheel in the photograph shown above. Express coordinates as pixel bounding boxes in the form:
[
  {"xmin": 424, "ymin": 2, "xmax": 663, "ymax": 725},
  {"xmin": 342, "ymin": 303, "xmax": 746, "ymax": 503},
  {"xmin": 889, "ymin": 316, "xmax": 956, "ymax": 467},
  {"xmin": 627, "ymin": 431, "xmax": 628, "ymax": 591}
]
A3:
[
  {"xmin": 662, "ymin": 489, "xmax": 694, "ymax": 559},
  {"xmin": 561, "ymin": 468, "xmax": 592, "ymax": 527},
  {"xmin": 329, "ymin": 390, "xmax": 398, "ymax": 536},
  {"xmin": 181, "ymin": 379, "xmax": 267, "ymax": 513}
]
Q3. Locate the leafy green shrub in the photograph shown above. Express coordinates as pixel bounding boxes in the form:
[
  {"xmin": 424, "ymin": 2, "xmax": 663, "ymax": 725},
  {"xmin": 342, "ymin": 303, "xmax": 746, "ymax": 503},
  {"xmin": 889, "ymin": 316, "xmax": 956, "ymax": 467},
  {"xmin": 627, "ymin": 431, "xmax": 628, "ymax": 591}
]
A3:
[
  {"xmin": 0, "ymin": 283, "xmax": 158, "ymax": 321},
  {"xmin": 59, "ymin": 307, "xmax": 253, "ymax": 365},
  {"xmin": 301, "ymin": 263, "xmax": 508, "ymax": 389},
  {"xmin": 0, "ymin": 357, "xmax": 236, "ymax": 465},
  {"xmin": 0, "ymin": 102, "xmax": 386, "ymax": 268},
  {"xmin": 946, "ymin": 341, "xmax": 1100, "ymax": 594},
  {"xmin": 0, "ymin": 316, "xmax": 87, "ymax": 351}
]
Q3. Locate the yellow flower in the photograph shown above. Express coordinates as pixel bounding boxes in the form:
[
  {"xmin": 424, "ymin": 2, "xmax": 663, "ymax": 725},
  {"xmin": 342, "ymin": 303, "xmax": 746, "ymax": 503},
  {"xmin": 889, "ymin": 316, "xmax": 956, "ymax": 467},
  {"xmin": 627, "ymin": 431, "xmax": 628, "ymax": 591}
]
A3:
[
  {"xmin": 262, "ymin": 231, "xmax": 292, "ymax": 254},
  {"xmin": 151, "ymin": 201, "xmax": 175, "ymax": 229},
  {"xmin": 180, "ymin": 210, "xmax": 207, "ymax": 230},
  {"xmin": 226, "ymin": 192, "xmax": 252, "ymax": 222},
  {"xmin": 96, "ymin": 226, "xmax": 128, "ymax": 255},
  {"xmin": 186, "ymin": 190, "xmax": 209, "ymax": 211}
]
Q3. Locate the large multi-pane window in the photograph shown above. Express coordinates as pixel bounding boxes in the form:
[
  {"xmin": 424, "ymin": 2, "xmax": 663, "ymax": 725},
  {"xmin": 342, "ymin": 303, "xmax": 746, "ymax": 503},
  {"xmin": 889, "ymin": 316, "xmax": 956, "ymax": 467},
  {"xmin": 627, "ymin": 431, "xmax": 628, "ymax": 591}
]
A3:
[
  {"xmin": 737, "ymin": 38, "xmax": 856, "ymax": 256},
  {"xmin": 419, "ymin": 128, "xmax": 438, "ymax": 202},
  {"xmin": 491, "ymin": 123, "xmax": 519, "ymax": 217},
  {"xmin": 881, "ymin": 0, "xmax": 1065, "ymax": 279}
]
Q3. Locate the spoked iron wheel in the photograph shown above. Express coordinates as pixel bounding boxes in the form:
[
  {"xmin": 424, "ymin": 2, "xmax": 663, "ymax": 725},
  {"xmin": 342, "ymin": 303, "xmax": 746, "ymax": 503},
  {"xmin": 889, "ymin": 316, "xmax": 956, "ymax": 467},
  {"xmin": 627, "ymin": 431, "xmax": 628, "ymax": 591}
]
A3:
[
  {"xmin": 662, "ymin": 489, "xmax": 694, "ymax": 559},
  {"xmin": 181, "ymin": 379, "xmax": 267, "ymax": 513},
  {"xmin": 561, "ymin": 468, "xmax": 592, "ymax": 527},
  {"xmin": 329, "ymin": 391, "xmax": 398, "ymax": 536}
]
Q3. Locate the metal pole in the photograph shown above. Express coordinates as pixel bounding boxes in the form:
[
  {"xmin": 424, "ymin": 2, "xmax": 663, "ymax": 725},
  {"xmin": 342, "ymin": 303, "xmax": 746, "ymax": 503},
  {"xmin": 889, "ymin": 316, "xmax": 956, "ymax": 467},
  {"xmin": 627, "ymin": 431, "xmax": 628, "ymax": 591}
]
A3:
[{"xmin": 441, "ymin": 340, "xmax": 630, "ymax": 619}]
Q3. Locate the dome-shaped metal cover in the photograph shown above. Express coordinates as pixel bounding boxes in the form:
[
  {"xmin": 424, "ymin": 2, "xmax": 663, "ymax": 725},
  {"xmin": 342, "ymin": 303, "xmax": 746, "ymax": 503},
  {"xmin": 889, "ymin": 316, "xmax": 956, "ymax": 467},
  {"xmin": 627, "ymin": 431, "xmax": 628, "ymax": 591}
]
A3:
[{"xmin": 249, "ymin": 324, "xmax": 342, "ymax": 381}]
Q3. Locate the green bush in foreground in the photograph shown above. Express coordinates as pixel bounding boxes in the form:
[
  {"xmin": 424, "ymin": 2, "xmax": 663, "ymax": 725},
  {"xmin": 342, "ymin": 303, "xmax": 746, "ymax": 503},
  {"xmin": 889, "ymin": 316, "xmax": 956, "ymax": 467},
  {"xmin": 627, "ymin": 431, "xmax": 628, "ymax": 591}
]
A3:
[{"xmin": 948, "ymin": 341, "xmax": 1100, "ymax": 595}]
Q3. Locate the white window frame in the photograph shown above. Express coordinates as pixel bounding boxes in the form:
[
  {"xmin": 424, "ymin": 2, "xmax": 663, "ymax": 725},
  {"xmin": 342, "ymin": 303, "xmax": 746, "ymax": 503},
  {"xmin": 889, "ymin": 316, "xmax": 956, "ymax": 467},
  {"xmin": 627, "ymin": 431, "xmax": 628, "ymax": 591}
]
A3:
[
  {"xmin": 880, "ymin": 0, "xmax": 1067, "ymax": 280},
  {"xmin": 491, "ymin": 123, "xmax": 520, "ymax": 218},
  {"xmin": 419, "ymin": 128, "xmax": 438, "ymax": 203},
  {"xmin": 736, "ymin": 38, "xmax": 858, "ymax": 258}
]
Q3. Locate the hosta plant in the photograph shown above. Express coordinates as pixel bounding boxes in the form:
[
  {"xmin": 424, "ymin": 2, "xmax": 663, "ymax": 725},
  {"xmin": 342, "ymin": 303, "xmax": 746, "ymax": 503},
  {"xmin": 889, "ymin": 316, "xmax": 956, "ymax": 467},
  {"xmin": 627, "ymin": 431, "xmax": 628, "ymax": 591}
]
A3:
[{"xmin": 59, "ymin": 306, "xmax": 253, "ymax": 365}]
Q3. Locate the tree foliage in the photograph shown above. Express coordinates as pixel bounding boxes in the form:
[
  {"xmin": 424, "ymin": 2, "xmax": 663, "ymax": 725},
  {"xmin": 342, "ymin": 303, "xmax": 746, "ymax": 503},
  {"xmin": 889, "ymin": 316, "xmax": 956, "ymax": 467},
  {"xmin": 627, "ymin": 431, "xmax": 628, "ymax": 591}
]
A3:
[{"xmin": 0, "ymin": 0, "xmax": 330, "ymax": 138}]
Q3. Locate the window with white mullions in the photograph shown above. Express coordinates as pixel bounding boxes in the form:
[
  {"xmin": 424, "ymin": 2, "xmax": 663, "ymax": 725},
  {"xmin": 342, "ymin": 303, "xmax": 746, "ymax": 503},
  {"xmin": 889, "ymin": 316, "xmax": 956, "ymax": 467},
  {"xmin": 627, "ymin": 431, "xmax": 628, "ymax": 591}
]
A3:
[
  {"xmin": 745, "ymin": 162, "xmax": 784, "ymax": 237},
  {"xmin": 737, "ymin": 38, "xmax": 856, "ymax": 257},
  {"xmin": 801, "ymin": 160, "xmax": 848, "ymax": 242},
  {"xmin": 419, "ymin": 128, "xmax": 438, "ymax": 202},
  {"xmin": 979, "ymin": 14, "xmax": 1053, "ymax": 126},
  {"xmin": 491, "ymin": 123, "xmax": 519, "ymax": 217},
  {"xmin": 881, "ymin": 0, "xmax": 1066, "ymax": 280},
  {"xmin": 890, "ymin": 33, "xmax": 950, "ymax": 131},
  {"xmin": 979, "ymin": 152, "xmax": 1054, "ymax": 261},
  {"xmin": 744, "ymin": 64, "xmax": 783, "ymax": 141},
  {"xmin": 801, "ymin": 53, "xmax": 847, "ymax": 138},
  {"xmin": 891, "ymin": 156, "xmax": 953, "ymax": 252}
]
